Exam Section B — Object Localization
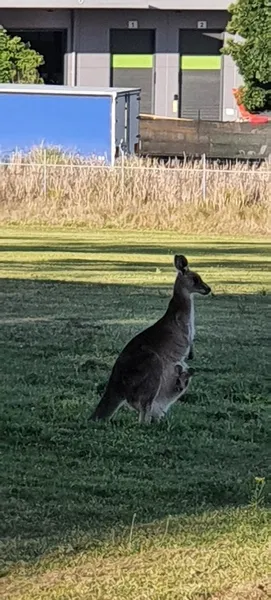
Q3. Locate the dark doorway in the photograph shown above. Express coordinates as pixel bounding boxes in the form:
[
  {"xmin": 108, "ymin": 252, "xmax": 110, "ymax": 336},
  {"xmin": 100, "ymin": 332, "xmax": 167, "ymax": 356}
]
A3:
[
  {"xmin": 110, "ymin": 29, "xmax": 155, "ymax": 114},
  {"xmin": 9, "ymin": 29, "xmax": 67, "ymax": 85},
  {"xmin": 179, "ymin": 30, "xmax": 223, "ymax": 121}
]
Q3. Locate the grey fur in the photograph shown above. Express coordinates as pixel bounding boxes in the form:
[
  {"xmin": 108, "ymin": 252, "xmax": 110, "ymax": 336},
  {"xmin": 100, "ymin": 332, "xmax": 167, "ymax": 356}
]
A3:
[{"xmin": 90, "ymin": 254, "xmax": 211, "ymax": 423}]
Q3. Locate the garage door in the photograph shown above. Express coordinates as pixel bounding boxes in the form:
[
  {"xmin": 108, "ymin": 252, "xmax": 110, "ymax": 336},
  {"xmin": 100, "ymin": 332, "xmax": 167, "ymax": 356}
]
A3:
[
  {"xmin": 110, "ymin": 29, "xmax": 155, "ymax": 114},
  {"xmin": 179, "ymin": 31, "xmax": 223, "ymax": 121}
]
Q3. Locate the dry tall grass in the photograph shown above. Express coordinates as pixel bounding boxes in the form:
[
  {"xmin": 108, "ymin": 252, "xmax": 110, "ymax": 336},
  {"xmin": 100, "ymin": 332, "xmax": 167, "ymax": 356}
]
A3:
[{"xmin": 0, "ymin": 148, "xmax": 270, "ymax": 233}]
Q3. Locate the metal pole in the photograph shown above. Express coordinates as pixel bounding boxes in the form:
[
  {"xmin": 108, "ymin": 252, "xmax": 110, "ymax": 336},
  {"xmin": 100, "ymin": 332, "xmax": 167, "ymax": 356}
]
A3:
[
  {"xmin": 43, "ymin": 149, "xmax": 47, "ymax": 200},
  {"xmin": 202, "ymin": 153, "xmax": 206, "ymax": 200},
  {"xmin": 120, "ymin": 141, "xmax": 125, "ymax": 198}
]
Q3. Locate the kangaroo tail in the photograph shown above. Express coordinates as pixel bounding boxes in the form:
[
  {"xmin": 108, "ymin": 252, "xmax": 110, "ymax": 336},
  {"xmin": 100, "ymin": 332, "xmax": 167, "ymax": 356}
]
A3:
[{"xmin": 90, "ymin": 387, "xmax": 123, "ymax": 421}]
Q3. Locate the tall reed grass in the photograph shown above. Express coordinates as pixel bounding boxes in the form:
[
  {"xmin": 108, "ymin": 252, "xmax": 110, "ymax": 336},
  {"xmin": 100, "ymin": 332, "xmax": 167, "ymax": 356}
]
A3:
[{"xmin": 0, "ymin": 148, "xmax": 270, "ymax": 234}]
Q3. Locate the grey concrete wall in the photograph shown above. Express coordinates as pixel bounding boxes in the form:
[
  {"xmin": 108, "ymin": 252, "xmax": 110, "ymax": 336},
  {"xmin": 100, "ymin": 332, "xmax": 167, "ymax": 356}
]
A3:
[
  {"xmin": 0, "ymin": 1, "xmax": 232, "ymax": 9},
  {"xmin": 0, "ymin": 8, "xmax": 70, "ymax": 28},
  {"xmin": 76, "ymin": 9, "xmax": 228, "ymax": 117},
  {"xmin": 221, "ymin": 55, "xmax": 243, "ymax": 121},
  {"xmin": 221, "ymin": 33, "xmax": 243, "ymax": 121},
  {"xmin": 0, "ymin": 7, "xmax": 242, "ymax": 120}
]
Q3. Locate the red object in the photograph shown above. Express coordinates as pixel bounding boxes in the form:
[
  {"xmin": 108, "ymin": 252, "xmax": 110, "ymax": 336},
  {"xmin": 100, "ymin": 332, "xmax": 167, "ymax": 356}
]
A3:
[{"xmin": 233, "ymin": 88, "xmax": 270, "ymax": 124}]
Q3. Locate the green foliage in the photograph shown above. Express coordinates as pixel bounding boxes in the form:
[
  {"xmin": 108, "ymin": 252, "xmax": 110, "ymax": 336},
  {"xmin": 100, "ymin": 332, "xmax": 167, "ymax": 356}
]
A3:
[
  {"xmin": 223, "ymin": 0, "xmax": 271, "ymax": 112},
  {"xmin": 0, "ymin": 28, "xmax": 44, "ymax": 84}
]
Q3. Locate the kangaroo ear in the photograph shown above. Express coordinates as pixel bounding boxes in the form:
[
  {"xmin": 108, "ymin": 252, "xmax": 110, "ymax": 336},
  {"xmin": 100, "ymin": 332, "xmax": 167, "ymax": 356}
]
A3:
[{"xmin": 174, "ymin": 255, "xmax": 188, "ymax": 273}]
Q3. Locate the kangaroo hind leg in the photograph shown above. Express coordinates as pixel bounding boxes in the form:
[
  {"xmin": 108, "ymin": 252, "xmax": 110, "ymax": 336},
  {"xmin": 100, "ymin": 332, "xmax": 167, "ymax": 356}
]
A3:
[
  {"xmin": 125, "ymin": 351, "xmax": 162, "ymax": 425},
  {"xmin": 90, "ymin": 385, "xmax": 124, "ymax": 422},
  {"xmin": 138, "ymin": 403, "xmax": 153, "ymax": 424}
]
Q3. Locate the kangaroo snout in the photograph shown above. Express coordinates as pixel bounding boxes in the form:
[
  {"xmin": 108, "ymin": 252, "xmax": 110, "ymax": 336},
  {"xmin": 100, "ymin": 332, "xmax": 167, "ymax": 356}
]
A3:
[{"xmin": 202, "ymin": 284, "xmax": 212, "ymax": 296}]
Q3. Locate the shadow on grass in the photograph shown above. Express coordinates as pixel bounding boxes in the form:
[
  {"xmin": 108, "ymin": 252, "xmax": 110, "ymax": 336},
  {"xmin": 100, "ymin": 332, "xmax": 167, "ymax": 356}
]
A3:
[
  {"xmin": 0, "ymin": 257, "xmax": 270, "ymax": 276},
  {"xmin": 1, "ymin": 238, "xmax": 271, "ymax": 259},
  {"xmin": 0, "ymin": 277, "xmax": 270, "ymax": 566}
]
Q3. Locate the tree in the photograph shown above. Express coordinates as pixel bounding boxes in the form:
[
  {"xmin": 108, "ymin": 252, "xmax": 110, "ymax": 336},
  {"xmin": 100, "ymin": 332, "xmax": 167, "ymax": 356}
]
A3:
[
  {"xmin": 0, "ymin": 28, "xmax": 44, "ymax": 84},
  {"xmin": 222, "ymin": 0, "xmax": 271, "ymax": 112}
]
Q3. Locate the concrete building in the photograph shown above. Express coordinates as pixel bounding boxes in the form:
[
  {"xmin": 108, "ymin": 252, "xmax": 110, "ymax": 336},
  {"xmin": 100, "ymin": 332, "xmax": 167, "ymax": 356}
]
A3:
[{"xmin": 0, "ymin": 1, "xmax": 242, "ymax": 121}]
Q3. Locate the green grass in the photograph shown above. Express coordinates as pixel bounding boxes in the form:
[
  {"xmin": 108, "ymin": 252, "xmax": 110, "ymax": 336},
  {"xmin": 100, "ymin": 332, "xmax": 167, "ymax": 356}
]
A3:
[{"xmin": 0, "ymin": 227, "xmax": 270, "ymax": 600}]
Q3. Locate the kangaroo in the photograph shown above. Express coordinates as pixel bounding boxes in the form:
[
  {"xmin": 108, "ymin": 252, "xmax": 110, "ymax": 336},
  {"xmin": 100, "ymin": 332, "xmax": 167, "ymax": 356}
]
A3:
[
  {"xmin": 90, "ymin": 254, "xmax": 211, "ymax": 423},
  {"xmin": 140, "ymin": 364, "xmax": 195, "ymax": 423}
]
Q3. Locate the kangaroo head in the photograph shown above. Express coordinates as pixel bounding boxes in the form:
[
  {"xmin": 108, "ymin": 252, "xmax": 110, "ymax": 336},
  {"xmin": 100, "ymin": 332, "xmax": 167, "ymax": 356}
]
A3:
[
  {"xmin": 174, "ymin": 255, "xmax": 211, "ymax": 296},
  {"xmin": 174, "ymin": 364, "xmax": 194, "ymax": 393}
]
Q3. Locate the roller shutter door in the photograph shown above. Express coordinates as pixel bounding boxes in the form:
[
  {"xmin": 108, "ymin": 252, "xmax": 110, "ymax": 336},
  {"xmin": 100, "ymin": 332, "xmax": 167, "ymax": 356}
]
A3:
[
  {"xmin": 110, "ymin": 29, "xmax": 155, "ymax": 114},
  {"xmin": 179, "ymin": 31, "xmax": 223, "ymax": 121}
]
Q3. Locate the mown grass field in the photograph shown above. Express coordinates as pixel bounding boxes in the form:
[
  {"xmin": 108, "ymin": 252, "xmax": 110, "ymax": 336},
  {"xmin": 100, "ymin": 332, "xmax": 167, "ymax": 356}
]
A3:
[{"xmin": 0, "ymin": 227, "xmax": 270, "ymax": 600}]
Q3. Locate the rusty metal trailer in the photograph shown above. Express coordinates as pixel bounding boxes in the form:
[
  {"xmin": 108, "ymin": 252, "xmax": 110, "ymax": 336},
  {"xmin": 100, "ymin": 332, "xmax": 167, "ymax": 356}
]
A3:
[{"xmin": 139, "ymin": 114, "xmax": 271, "ymax": 162}]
